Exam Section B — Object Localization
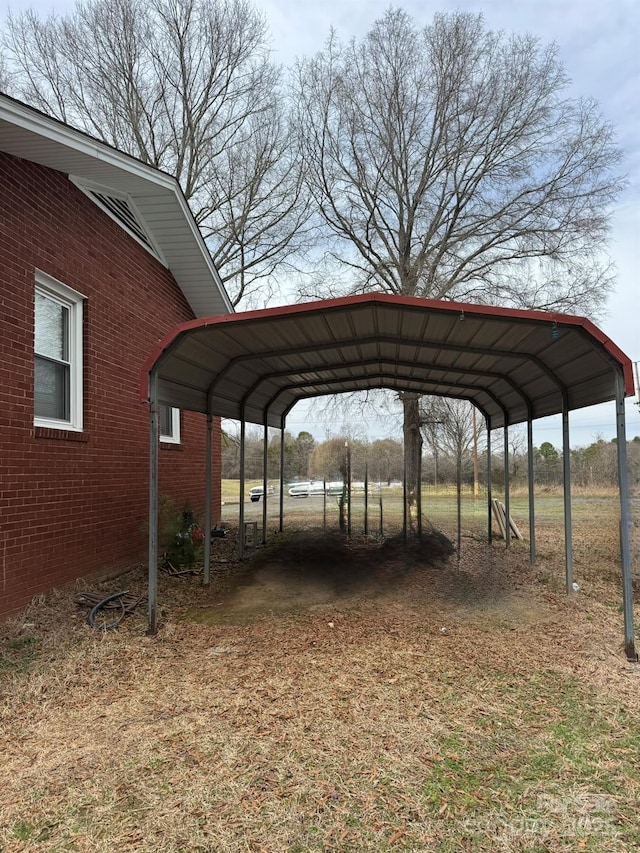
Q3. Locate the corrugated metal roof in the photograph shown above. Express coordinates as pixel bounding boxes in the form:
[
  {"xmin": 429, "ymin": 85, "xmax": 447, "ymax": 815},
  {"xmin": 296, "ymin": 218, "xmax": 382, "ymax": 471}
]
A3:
[
  {"xmin": 0, "ymin": 93, "xmax": 233, "ymax": 317},
  {"xmin": 142, "ymin": 293, "xmax": 634, "ymax": 430}
]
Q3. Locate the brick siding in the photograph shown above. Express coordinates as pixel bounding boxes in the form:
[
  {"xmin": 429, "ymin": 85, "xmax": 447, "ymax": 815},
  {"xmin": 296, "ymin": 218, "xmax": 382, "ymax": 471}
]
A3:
[{"xmin": 0, "ymin": 151, "xmax": 222, "ymax": 617}]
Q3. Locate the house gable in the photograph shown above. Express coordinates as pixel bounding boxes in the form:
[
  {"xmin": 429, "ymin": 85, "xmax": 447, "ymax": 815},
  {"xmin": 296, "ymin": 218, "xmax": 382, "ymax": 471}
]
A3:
[
  {"xmin": 0, "ymin": 92, "xmax": 232, "ymax": 317},
  {"xmin": 0, "ymin": 105, "xmax": 225, "ymax": 618}
]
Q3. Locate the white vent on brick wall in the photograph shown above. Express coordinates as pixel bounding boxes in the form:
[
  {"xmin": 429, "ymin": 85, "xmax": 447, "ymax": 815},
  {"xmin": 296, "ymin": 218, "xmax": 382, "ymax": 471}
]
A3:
[{"xmin": 69, "ymin": 177, "xmax": 166, "ymax": 265}]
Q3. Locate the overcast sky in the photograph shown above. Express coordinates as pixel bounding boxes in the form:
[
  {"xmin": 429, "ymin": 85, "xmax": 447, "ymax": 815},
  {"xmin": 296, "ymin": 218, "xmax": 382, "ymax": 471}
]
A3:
[
  {"xmin": 260, "ymin": 0, "xmax": 640, "ymax": 443},
  {"xmin": 2, "ymin": 0, "xmax": 638, "ymax": 443}
]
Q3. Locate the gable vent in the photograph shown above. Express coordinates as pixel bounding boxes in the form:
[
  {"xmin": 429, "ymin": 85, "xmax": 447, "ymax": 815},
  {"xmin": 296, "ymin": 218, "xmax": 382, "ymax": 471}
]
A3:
[{"xmin": 70, "ymin": 177, "xmax": 166, "ymax": 265}]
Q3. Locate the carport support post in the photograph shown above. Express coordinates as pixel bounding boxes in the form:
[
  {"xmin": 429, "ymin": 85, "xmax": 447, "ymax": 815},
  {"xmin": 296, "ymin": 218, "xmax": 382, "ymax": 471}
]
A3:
[
  {"xmin": 279, "ymin": 421, "xmax": 285, "ymax": 533},
  {"xmin": 527, "ymin": 417, "xmax": 536, "ymax": 565},
  {"xmin": 203, "ymin": 412, "xmax": 213, "ymax": 586},
  {"xmin": 417, "ymin": 452, "xmax": 422, "ymax": 539},
  {"xmin": 456, "ymin": 451, "xmax": 462, "ymax": 554},
  {"xmin": 562, "ymin": 397, "xmax": 574, "ymax": 593},
  {"xmin": 239, "ymin": 415, "xmax": 246, "ymax": 559},
  {"xmin": 487, "ymin": 423, "xmax": 492, "ymax": 544},
  {"xmin": 262, "ymin": 418, "xmax": 268, "ymax": 545},
  {"xmin": 346, "ymin": 441, "xmax": 352, "ymax": 538},
  {"xmin": 147, "ymin": 370, "xmax": 159, "ymax": 635},
  {"xmin": 402, "ymin": 441, "xmax": 408, "ymax": 544},
  {"xmin": 503, "ymin": 425, "xmax": 511, "ymax": 549},
  {"xmin": 615, "ymin": 370, "xmax": 636, "ymax": 661},
  {"xmin": 323, "ymin": 480, "xmax": 327, "ymax": 531},
  {"xmin": 364, "ymin": 464, "xmax": 369, "ymax": 536}
]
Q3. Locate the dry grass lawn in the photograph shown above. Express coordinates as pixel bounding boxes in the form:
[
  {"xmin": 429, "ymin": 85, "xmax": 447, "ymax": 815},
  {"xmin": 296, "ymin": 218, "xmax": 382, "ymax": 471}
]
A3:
[{"xmin": 1, "ymin": 498, "xmax": 639, "ymax": 852}]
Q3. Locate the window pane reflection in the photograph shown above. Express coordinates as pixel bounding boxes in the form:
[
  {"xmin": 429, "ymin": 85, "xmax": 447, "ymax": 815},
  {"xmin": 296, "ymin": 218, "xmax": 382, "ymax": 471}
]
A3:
[
  {"xmin": 35, "ymin": 293, "xmax": 69, "ymax": 361},
  {"xmin": 35, "ymin": 356, "xmax": 70, "ymax": 420}
]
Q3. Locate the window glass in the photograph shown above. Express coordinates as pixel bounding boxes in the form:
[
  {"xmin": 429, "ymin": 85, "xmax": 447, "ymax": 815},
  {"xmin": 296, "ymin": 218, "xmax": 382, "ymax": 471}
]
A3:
[
  {"xmin": 34, "ymin": 273, "xmax": 84, "ymax": 431},
  {"xmin": 159, "ymin": 405, "xmax": 180, "ymax": 443},
  {"xmin": 160, "ymin": 405, "xmax": 174, "ymax": 437},
  {"xmin": 35, "ymin": 358, "xmax": 69, "ymax": 420},
  {"xmin": 35, "ymin": 292, "xmax": 68, "ymax": 360}
]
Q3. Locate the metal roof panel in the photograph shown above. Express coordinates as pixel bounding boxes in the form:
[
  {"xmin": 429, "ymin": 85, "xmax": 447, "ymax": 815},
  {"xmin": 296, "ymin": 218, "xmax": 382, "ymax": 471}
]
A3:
[{"xmin": 142, "ymin": 294, "xmax": 633, "ymax": 430}]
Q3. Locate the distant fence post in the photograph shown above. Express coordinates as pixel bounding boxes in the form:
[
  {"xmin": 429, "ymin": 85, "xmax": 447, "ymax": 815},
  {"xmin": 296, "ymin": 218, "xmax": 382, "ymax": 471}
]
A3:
[
  {"xmin": 323, "ymin": 478, "xmax": 327, "ymax": 531},
  {"xmin": 364, "ymin": 464, "xmax": 369, "ymax": 535}
]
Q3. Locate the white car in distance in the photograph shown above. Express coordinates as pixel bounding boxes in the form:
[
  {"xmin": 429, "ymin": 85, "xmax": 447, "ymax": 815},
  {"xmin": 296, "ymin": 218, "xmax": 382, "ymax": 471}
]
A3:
[
  {"xmin": 288, "ymin": 480, "xmax": 344, "ymax": 498},
  {"xmin": 249, "ymin": 485, "xmax": 275, "ymax": 502}
]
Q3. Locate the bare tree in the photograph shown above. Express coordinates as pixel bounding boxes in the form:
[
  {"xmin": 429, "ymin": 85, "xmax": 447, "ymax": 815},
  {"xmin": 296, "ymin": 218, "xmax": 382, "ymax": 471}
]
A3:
[
  {"xmin": 368, "ymin": 438, "xmax": 404, "ymax": 485},
  {"xmin": 0, "ymin": 52, "xmax": 9, "ymax": 90},
  {"xmin": 421, "ymin": 398, "xmax": 479, "ymax": 477},
  {"xmin": 295, "ymin": 8, "xmax": 624, "ymax": 526},
  {"xmin": 508, "ymin": 425, "xmax": 527, "ymax": 484},
  {"xmin": 3, "ymin": 0, "xmax": 309, "ymax": 306},
  {"xmin": 309, "ymin": 435, "xmax": 369, "ymax": 481}
]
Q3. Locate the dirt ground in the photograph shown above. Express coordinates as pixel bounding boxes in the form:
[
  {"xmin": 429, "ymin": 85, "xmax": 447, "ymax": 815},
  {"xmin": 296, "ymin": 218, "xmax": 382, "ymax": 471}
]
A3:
[
  {"xmin": 1, "ymin": 511, "xmax": 640, "ymax": 852},
  {"xmin": 185, "ymin": 531, "xmax": 547, "ymax": 631}
]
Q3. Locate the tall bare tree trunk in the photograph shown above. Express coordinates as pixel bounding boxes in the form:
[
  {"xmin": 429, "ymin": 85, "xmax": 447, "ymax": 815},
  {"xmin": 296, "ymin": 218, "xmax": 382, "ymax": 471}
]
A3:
[{"xmin": 402, "ymin": 394, "xmax": 423, "ymax": 533}]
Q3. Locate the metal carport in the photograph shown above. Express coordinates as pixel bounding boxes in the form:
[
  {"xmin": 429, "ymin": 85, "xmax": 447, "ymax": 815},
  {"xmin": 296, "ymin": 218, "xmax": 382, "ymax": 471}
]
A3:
[{"xmin": 141, "ymin": 293, "xmax": 636, "ymax": 658}]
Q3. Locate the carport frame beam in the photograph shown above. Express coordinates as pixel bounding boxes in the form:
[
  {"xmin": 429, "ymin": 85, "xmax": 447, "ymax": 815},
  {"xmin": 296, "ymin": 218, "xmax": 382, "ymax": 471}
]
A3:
[
  {"xmin": 562, "ymin": 396, "xmax": 574, "ymax": 593},
  {"xmin": 203, "ymin": 412, "xmax": 213, "ymax": 585},
  {"xmin": 262, "ymin": 418, "xmax": 268, "ymax": 545},
  {"xmin": 615, "ymin": 369, "xmax": 636, "ymax": 661},
  {"xmin": 239, "ymin": 413, "xmax": 246, "ymax": 559},
  {"xmin": 147, "ymin": 370, "xmax": 159, "ymax": 636}
]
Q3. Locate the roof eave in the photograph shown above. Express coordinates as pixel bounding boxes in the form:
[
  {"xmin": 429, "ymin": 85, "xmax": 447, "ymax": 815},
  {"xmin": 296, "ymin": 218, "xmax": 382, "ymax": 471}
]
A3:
[{"xmin": 0, "ymin": 92, "xmax": 233, "ymax": 317}]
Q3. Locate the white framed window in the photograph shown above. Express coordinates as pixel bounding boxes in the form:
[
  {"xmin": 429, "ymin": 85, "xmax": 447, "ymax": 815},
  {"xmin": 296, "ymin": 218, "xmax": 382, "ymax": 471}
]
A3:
[
  {"xmin": 160, "ymin": 405, "xmax": 181, "ymax": 444},
  {"xmin": 34, "ymin": 271, "xmax": 85, "ymax": 431}
]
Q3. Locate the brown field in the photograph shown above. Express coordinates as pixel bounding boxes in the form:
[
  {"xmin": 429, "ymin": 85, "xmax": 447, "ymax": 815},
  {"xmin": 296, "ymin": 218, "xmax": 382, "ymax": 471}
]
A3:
[{"xmin": 1, "ymin": 494, "xmax": 639, "ymax": 852}]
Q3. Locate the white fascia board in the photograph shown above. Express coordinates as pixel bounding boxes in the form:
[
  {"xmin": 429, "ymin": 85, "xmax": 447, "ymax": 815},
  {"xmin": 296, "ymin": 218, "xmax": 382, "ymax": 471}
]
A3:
[
  {"xmin": 0, "ymin": 95, "xmax": 175, "ymax": 190},
  {"xmin": 172, "ymin": 191, "xmax": 233, "ymax": 313}
]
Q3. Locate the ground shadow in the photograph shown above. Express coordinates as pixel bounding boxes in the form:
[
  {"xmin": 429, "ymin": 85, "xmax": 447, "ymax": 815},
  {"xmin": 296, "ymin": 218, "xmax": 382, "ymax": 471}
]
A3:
[{"xmin": 185, "ymin": 529, "xmax": 534, "ymax": 625}]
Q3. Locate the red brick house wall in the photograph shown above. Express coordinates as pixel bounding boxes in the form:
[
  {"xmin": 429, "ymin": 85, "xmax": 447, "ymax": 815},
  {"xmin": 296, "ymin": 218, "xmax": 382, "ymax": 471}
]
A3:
[{"xmin": 0, "ymin": 152, "xmax": 222, "ymax": 617}]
